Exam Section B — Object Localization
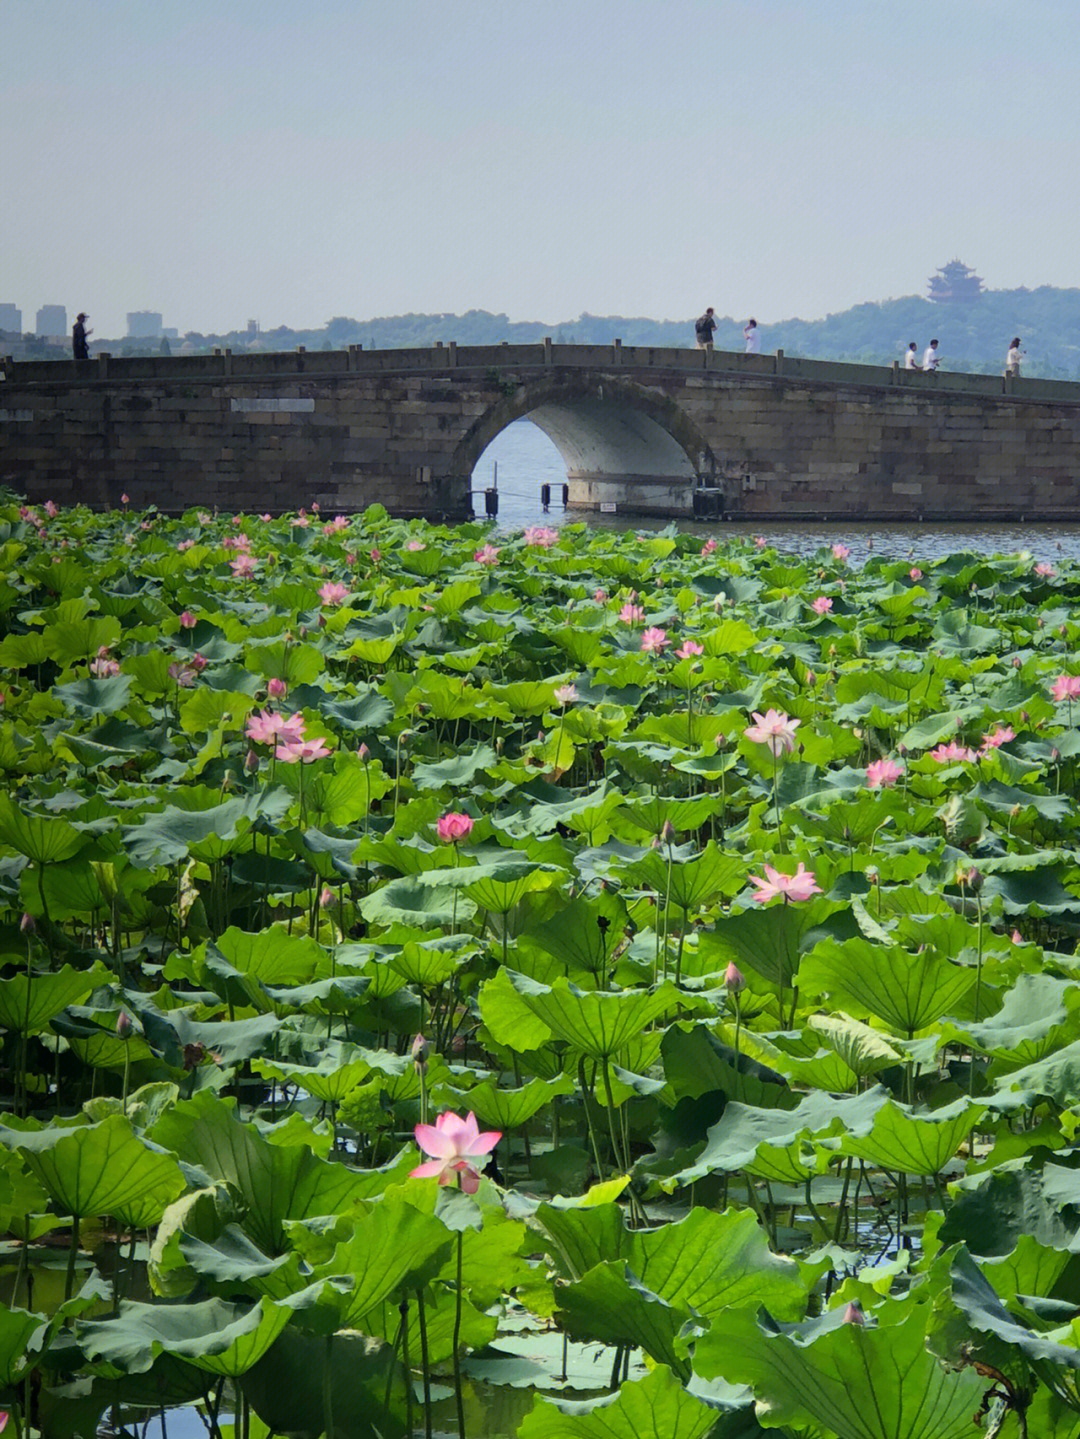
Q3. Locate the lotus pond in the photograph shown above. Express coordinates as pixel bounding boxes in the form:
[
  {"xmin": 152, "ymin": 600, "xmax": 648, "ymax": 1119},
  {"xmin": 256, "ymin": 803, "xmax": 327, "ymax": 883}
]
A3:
[{"xmin": 3, "ymin": 498, "xmax": 1080, "ymax": 1439}]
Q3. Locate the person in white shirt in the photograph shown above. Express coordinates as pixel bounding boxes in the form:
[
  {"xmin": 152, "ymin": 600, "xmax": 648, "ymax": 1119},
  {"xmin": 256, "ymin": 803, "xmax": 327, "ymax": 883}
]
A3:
[
  {"xmin": 743, "ymin": 319, "xmax": 760, "ymax": 354},
  {"xmin": 904, "ymin": 342, "xmax": 921, "ymax": 370},
  {"xmin": 923, "ymin": 339, "xmax": 940, "ymax": 371},
  {"xmin": 1006, "ymin": 338, "xmax": 1023, "ymax": 374}
]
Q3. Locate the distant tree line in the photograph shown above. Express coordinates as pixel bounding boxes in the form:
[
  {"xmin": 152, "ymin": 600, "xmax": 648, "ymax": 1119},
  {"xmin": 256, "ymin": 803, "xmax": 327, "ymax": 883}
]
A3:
[{"xmin": 10, "ymin": 286, "xmax": 1080, "ymax": 379}]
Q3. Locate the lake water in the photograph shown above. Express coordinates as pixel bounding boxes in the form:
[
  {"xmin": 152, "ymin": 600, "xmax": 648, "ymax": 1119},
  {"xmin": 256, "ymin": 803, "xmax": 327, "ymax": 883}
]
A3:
[{"xmin": 471, "ymin": 418, "xmax": 1080, "ymax": 565}]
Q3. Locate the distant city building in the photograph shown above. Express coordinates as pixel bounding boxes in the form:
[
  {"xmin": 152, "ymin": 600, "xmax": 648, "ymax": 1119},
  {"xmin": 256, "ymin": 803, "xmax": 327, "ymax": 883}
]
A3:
[
  {"xmin": 246, "ymin": 320, "xmax": 259, "ymax": 336},
  {"xmin": 127, "ymin": 311, "xmax": 164, "ymax": 339},
  {"xmin": 928, "ymin": 260, "xmax": 985, "ymax": 305},
  {"xmin": 0, "ymin": 304, "xmax": 21, "ymax": 334},
  {"xmin": 36, "ymin": 304, "xmax": 67, "ymax": 337}
]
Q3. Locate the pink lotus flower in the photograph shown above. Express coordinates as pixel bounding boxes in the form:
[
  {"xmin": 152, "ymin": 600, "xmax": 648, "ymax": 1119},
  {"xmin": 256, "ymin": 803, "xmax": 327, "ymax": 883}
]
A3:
[
  {"xmin": 120, "ymin": 493, "xmax": 130, "ymax": 506},
  {"xmin": 554, "ymin": 684, "xmax": 579, "ymax": 704},
  {"xmin": 641, "ymin": 626, "xmax": 670, "ymax": 653},
  {"xmin": 676, "ymin": 639, "xmax": 704, "ymax": 659},
  {"xmin": 523, "ymin": 525, "xmax": 559, "ymax": 548},
  {"xmin": 866, "ymin": 757, "xmax": 904, "ymax": 788},
  {"xmin": 231, "ymin": 554, "xmax": 257, "ymax": 578},
  {"xmin": 436, "ymin": 811, "xmax": 474, "ymax": 843},
  {"xmin": 318, "ymin": 581, "xmax": 350, "ymax": 606},
  {"xmin": 167, "ymin": 663, "xmax": 196, "ymax": 688},
  {"xmin": 812, "ymin": 595, "xmax": 833, "ymax": 615},
  {"xmin": 246, "ymin": 709, "xmax": 306, "ymax": 746},
  {"xmin": 474, "ymin": 544, "xmax": 500, "ymax": 565},
  {"xmin": 619, "ymin": 602, "xmax": 645, "ymax": 625},
  {"xmin": 276, "ymin": 736, "xmax": 333, "ymax": 763},
  {"xmin": 843, "ymin": 1301, "xmax": 866, "ymax": 1326},
  {"xmin": 410, "ymin": 1111, "xmax": 501, "ymax": 1194},
  {"xmin": 744, "ymin": 708, "xmax": 800, "ymax": 756},
  {"xmin": 406, "ymin": 539, "xmax": 426, "ymax": 551},
  {"xmin": 90, "ymin": 656, "xmax": 121, "ymax": 678},
  {"xmin": 370, "ymin": 548, "xmax": 382, "ymax": 563},
  {"xmin": 1035, "ymin": 562, "xmax": 1056, "ymax": 577},
  {"xmin": 177, "ymin": 539, "xmax": 195, "ymax": 552},
  {"xmin": 594, "ymin": 588, "xmax": 608, "ymax": 603},
  {"xmin": 293, "ymin": 513, "xmax": 310, "ymax": 528},
  {"xmin": 259, "ymin": 513, "xmax": 273, "ymax": 522},
  {"xmin": 1051, "ymin": 675, "xmax": 1080, "ymax": 702},
  {"xmin": 832, "ymin": 543, "xmax": 850, "ymax": 562},
  {"xmin": 701, "ymin": 537, "xmax": 718, "ymax": 556},
  {"xmin": 328, "ymin": 515, "xmax": 350, "ymax": 533},
  {"xmin": 748, "ymin": 862, "xmax": 822, "ymax": 904},
  {"xmin": 267, "ymin": 677, "xmax": 287, "ymax": 699},
  {"xmin": 45, "ymin": 501, "xmax": 58, "ymax": 518},
  {"xmin": 909, "ymin": 567, "xmax": 923, "ymax": 581},
  {"xmin": 189, "ymin": 652, "xmax": 208, "ymax": 672},
  {"xmin": 929, "ymin": 740, "xmax": 977, "ymax": 763},
  {"xmin": 754, "ymin": 536, "xmax": 766, "ymax": 549},
  {"xmin": 179, "ymin": 610, "xmax": 197, "ymax": 629},
  {"xmin": 197, "ymin": 511, "xmax": 211, "ymax": 524},
  {"xmin": 981, "ymin": 724, "xmax": 1015, "ymax": 751}
]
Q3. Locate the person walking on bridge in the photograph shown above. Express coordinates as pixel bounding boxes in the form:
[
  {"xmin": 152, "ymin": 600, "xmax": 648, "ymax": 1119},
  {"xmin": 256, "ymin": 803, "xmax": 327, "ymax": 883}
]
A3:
[
  {"xmin": 743, "ymin": 318, "xmax": 760, "ymax": 353},
  {"xmin": 923, "ymin": 339, "xmax": 940, "ymax": 371},
  {"xmin": 904, "ymin": 342, "xmax": 921, "ymax": 370},
  {"xmin": 695, "ymin": 308, "xmax": 717, "ymax": 350},
  {"xmin": 1006, "ymin": 338, "xmax": 1024, "ymax": 375},
  {"xmin": 72, "ymin": 313, "xmax": 91, "ymax": 361}
]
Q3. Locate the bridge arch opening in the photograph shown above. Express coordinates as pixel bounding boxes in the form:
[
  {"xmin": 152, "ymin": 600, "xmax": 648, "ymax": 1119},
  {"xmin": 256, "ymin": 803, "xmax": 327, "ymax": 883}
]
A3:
[{"xmin": 462, "ymin": 377, "xmax": 714, "ymax": 519}]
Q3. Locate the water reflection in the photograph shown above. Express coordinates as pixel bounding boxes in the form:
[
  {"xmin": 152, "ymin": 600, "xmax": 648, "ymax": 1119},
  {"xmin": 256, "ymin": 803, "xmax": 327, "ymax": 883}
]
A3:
[{"xmin": 474, "ymin": 419, "xmax": 1080, "ymax": 564}]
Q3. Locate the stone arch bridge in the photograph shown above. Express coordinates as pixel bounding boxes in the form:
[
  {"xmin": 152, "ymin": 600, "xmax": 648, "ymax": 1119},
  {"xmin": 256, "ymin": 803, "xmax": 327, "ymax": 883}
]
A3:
[{"xmin": 2, "ymin": 341, "xmax": 1080, "ymax": 520}]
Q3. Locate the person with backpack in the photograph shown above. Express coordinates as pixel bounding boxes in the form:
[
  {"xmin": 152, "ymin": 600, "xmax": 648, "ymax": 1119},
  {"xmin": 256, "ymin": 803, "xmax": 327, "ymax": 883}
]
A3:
[{"xmin": 695, "ymin": 307, "xmax": 717, "ymax": 350}]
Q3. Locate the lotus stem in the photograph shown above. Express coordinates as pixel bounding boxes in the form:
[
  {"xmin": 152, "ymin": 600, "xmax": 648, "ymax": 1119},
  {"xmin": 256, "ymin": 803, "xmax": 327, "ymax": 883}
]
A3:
[
  {"xmin": 453, "ymin": 1229, "xmax": 466, "ymax": 1439},
  {"xmin": 322, "ymin": 1333, "xmax": 335, "ymax": 1439},
  {"xmin": 65, "ymin": 1214, "xmax": 79, "ymax": 1300},
  {"xmin": 416, "ymin": 1287, "xmax": 433, "ymax": 1439},
  {"xmin": 399, "ymin": 1295, "xmax": 413, "ymax": 1439}
]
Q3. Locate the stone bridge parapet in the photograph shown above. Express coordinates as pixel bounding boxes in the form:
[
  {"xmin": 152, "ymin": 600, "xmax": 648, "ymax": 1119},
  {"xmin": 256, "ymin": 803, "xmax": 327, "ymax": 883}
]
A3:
[{"xmin": 2, "ymin": 343, "xmax": 1079, "ymax": 520}]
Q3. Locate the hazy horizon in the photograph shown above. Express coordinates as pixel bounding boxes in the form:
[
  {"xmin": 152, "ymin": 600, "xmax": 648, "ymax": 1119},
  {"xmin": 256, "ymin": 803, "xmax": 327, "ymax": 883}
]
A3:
[{"xmin": 5, "ymin": 1, "xmax": 1079, "ymax": 340}]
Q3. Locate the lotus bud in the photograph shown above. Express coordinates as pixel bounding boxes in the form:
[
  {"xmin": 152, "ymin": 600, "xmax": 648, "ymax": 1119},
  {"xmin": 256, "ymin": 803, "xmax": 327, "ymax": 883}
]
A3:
[
  {"xmin": 116, "ymin": 1011, "xmax": 133, "ymax": 1040},
  {"xmin": 843, "ymin": 825, "xmax": 852, "ymax": 844},
  {"xmin": 866, "ymin": 866, "xmax": 879, "ymax": 886},
  {"xmin": 806, "ymin": 670, "xmax": 817, "ymax": 687},
  {"xmin": 358, "ymin": 742, "xmax": 370, "ymax": 761},
  {"xmin": 267, "ymin": 677, "xmax": 287, "ymax": 699},
  {"xmin": 411, "ymin": 1033, "xmax": 430, "ymax": 1072},
  {"xmin": 245, "ymin": 749, "xmax": 260, "ymax": 773},
  {"xmin": 660, "ymin": 819, "xmax": 675, "ymax": 844},
  {"xmin": 843, "ymin": 1301, "xmax": 866, "ymax": 1326},
  {"xmin": 1020, "ymin": 710, "xmax": 1030, "ymax": 724},
  {"xmin": 724, "ymin": 962, "xmax": 746, "ymax": 992},
  {"xmin": 179, "ymin": 610, "xmax": 197, "ymax": 629},
  {"xmin": 715, "ymin": 732, "xmax": 727, "ymax": 750},
  {"xmin": 650, "ymin": 835, "xmax": 663, "ymax": 850},
  {"xmin": 828, "ymin": 644, "xmax": 837, "ymax": 657},
  {"xmin": 19, "ymin": 912, "xmax": 35, "ymax": 935},
  {"xmin": 897, "ymin": 743, "xmax": 907, "ymax": 757},
  {"xmin": 1012, "ymin": 656, "xmax": 1022, "ymax": 668},
  {"xmin": 1011, "ymin": 929, "xmax": 1023, "ymax": 944},
  {"xmin": 1061, "ymin": 624, "xmax": 1068, "ymax": 637},
  {"xmin": 319, "ymin": 887, "xmax": 335, "ymax": 909},
  {"xmin": 968, "ymin": 867, "xmax": 983, "ymax": 893},
  {"xmin": 298, "ymin": 625, "xmax": 308, "ymax": 639},
  {"xmin": 798, "ymin": 742, "xmax": 805, "ymax": 756},
  {"xmin": 1052, "ymin": 747, "xmax": 1061, "ymax": 764}
]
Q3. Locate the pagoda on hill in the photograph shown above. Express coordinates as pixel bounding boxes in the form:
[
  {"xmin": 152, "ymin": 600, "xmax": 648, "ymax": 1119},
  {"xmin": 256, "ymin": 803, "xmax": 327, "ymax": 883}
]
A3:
[{"xmin": 928, "ymin": 259, "xmax": 985, "ymax": 304}]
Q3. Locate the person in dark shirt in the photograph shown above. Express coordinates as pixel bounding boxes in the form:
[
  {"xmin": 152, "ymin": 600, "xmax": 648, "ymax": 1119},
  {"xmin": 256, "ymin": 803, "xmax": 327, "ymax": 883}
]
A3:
[
  {"xmin": 695, "ymin": 307, "xmax": 717, "ymax": 351},
  {"xmin": 73, "ymin": 313, "xmax": 92, "ymax": 360}
]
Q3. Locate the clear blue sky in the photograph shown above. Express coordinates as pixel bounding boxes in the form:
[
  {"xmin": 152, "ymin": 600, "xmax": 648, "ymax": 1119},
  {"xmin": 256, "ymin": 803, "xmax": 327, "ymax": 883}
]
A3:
[{"xmin": 3, "ymin": 0, "xmax": 1078, "ymax": 338}]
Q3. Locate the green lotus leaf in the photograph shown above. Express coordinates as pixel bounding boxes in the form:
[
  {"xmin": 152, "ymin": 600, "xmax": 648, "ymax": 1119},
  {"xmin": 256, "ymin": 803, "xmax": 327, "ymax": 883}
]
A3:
[
  {"xmin": 43, "ymin": 615, "xmax": 122, "ymax": 665},
  {"xmin": 360, "ymin": 874, "xmax": 476, "ymax": 929},
  {"xmin": 176, "ymin": 1224, "xmax": 309, "ymax": 1300},
  {"xmin": 938, "ymin": 1167, "xmax": 1076, "ymax": 1258},
  {"xmin": 246, "ymin": 640, "xmax": 326, "ymax": 687},
  {"xmin": 77, "ymin": 1295, "xmax": 297, "ymax": 1376},
  {"xmin": 518, "ymin": 1364, "xmax": 720, "ymax": 1439},
  {"xmin": 0, "ymin": 792, "xmax": 89, "ymax": 864},
  {"xmin": 557, "ymin": 1262, "xmax": 688, "ymax": 1374},
  {"xmin": 945, "ymin": 1246, "xmax": 1080, "ymax": 1379},
  {"xmin": 628, "ymin": 841, "xmax": 745, "ymax": 912},
  {"xmin": 122, "ymin": 792, "xmax": 289, "ymax": 867},
  {"xmin": 525, "ymin": 886, "xmax": 630, "ymax": 975},
  {"xmin": 433, "ymin": 1075, "xmax": 574, "ymax": 1131},
  {"xmin": 150, "ymin": 1090, "xmax": 397, "ymax": 1252},
  {"xmin": 799, "ymin": 933, "xmax": 974, "ymax": 1037},
  {"xmin": 0, "ymin": 1306, "xmax": 49, "ymax": 1385},
  {"xmin": 478, "ymin": 966, "xmax": 555, "ymax": 1050},
  {"xmin": 697, "ymin": 1301, "xmax": 985, "ymax": 1439},
  {"xmin": 699, "ymin": 895, "xmax": 842, "ymax": 993},
  {"xmin": 0, "ymin": 961, "xmax": 112, "ymax": 1035},
  {"xmin": 620, "ymin": 793, "xmax": 718, "ymax": 837},
  {"xmin": 311, "ymin": 1194, "xmax": 453, "ymax": 1325},
  {"xmin": 941, "ymin": 973, "xmax": 1080, "ymax": 1070},
  {"xmin": 2, "ymin": 1113, "xmax": 186, "ymax": 1226},
  {"xmin": 898, "ymin": 704, "xmax": 986, "ymax": 751},
  {"xmin": 411, "ymin": 743, "xmax": 498, "ymax": 790},
  {"xmin": 134, "ymin": 1004, "xmax": 282, "ymax": 1070},
  {"xmin": 996, "ymin": 1039, "xmax": 1080, "ymax": 1107},
  {"xmin": 252, "ymin": 1043, "xmax": 376, "ymax": 1103},
  {"xmin": 507, "ymin": 972, "xmax": 682, "ymax": 1058},
  {"xmin": 660, "ymin": 1088, "xmax": 889, "ymax": 1191},
  {"xmin": 294, "ymin": 687, "xmax": 394, "ymax": 733},
  {"xmin": 216, "ymin": 926, "xmax": 324, "ymax": 986},
  {"xmin": 808, "ymin": 1013, "xmax": 908, "ymax": 1078},
  {"xmin": 0, "ymin": 629, "xmax": 51, "ymax": 668},
  {"xmin": 839, "ymin": 1098, "xmax": 986, "ymax": 1176},
  {"xmin": 147, "ymin": 1183, "xmax": 244, "ymax": 1299}
]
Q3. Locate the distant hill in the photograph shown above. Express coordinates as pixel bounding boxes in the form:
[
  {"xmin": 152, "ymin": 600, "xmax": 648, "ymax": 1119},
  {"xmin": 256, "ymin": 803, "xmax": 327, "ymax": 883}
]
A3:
[{"xmin": 13, "ymin": 283, "xmax": 1080, "ymax": 379}]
